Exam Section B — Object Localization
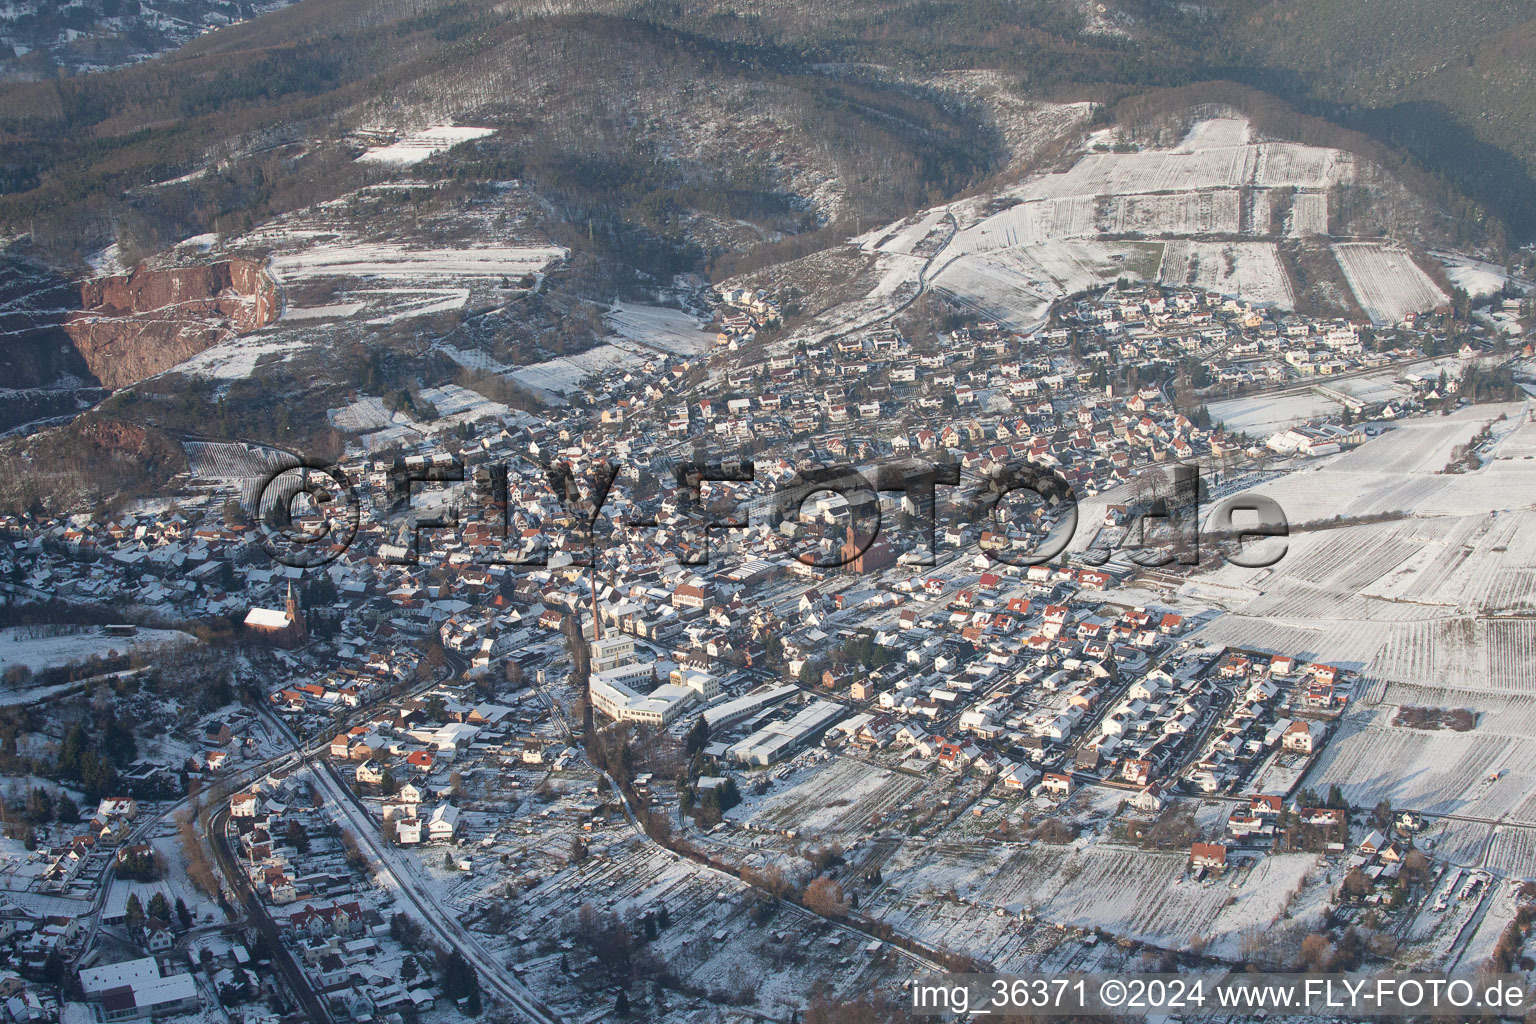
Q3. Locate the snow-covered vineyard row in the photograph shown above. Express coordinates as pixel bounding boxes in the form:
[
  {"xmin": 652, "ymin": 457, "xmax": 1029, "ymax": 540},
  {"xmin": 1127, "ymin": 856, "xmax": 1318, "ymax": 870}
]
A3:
[
  {"xmin": 1333, "ymin": 242, "xmax": 1450, "ymax": 326},
  {"xmin": 183, "ymin": 440, "xmax": 296, "ymax": 482},
  {"xmin": 268, "ymin": 242, "xmax": 566, "ymax": 283},
  {"xmin": 1021, "ymin": 130, "xmax": 1352, "ymax": 199},
  {"xmin": 851, "ymin": 116, "xmax": 1450, "ymax": 334},
  {"xmin": 1305, "ymin": 716, "xmax": 1536, "ymax": 825}
]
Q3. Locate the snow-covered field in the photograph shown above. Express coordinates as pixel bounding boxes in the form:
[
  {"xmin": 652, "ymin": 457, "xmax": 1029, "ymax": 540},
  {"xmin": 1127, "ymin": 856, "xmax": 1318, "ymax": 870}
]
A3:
[
  {"xmin": 730, "ymin": 756, "xmax": 929, "ymax": 838},
  {"xmin": 269, "ymin": 242, "xmax": 564, "ymax": 283},
  {"xmin": 1021, "ymin": 123, "xmax": 1352, "ymax": 201},
  {"xmin": 356, "ymin": 125, "xmax": 496, "ymax": 166},
  {"xmin": 1099, "ymin": 189, "xmax": 1242, "ymax": 235},
  {"xmin": 931, "ymin": 240, "xmax": 1152, "ymax": 329},
  {"xmin": 184, "ymin": 441, "xmax": 296, "ymax": 481},
  {"xmin": 175, "ymin": 333, "xmax": 312, "ymax": 380},
  {"xmin": 0, "ymin": 627, "xmax": 191, "ymax": 676},
  {"xmin": 602, "ymin": 302, "xmax": 714, "ymax": 355},
  {"xmin": 1158, "ymin": 240, "xmax": 1294, "ymax": 306},
  {"xmin": 1206, "ymin": 390, "xmax": 1341, "ymax": 435},
  {"xmin": 328, "ymin": 396, "xmax": 400, "ymax": 433},
  {"xmin": 1289, "ymin": 191, "xmax": 1329, "ymax": 235},
  {"xmin": 1177, "ymin": 407, "xmax": 1536, "ymax": 842},
  {"xmin": 872, "ymin": 837, "xmax": 1317, "ymax": 954},
  {"xmin": 260, "ymin": 238, "xmax": 566, "ymax": 329},
  {"xmin": 508, "ymin": 343, "xmax": 644, "ymax": 395},
  {"xmin": 1333, "ymin": 243, "xmax": 1449, "ymax": 325},
  {"xmin": 415, "ymin": 383, "xmax": 510, "ymax": 428},
  {"xmin": 328, "ymin": 384, "xmax": 511, "ymax": 440},
  {"xmin": 1304, "ymin": 707, "xmax": 1536, "ymax": 825},
  {"xmin": 1443, "ymin": 260, "xmax": 1508, "ymax": 299}
]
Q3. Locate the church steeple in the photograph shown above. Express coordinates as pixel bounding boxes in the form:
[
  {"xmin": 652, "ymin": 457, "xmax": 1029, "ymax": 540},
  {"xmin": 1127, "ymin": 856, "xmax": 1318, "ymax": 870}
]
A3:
[{"xmin": 286, "ymin": 581, "xmax": 306, "ymax": 637}]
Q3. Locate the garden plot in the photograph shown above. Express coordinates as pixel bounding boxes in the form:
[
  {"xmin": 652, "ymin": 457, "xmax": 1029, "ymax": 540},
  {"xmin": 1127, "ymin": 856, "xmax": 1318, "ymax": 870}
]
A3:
[
  {"xmin": 602, "ymin": 301, "xmax": 713, "ymax": 355},
  {"xmin": 1333, "ymin": 243, "xmax": 1448, "ymax": 325},
  {"xmin": 510, "ymin": 835, "xmax": 904, "ymax": 1016},
  {"xmin": 1157, "ymin": 240, "xmax": 1293, "ymax": 306},
  {"xmin": 355, "ymin": 125, "xmax": 496, "ymax": 165},
  {"xmin": 734, "ymin": 757, "xmax": 929, "ymax": 838}
]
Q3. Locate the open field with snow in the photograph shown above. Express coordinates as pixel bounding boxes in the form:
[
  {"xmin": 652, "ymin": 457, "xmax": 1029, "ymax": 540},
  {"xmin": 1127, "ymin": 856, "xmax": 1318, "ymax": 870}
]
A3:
[
  {"xmin": 1178, "ymin": 407, "xmax": 1536, "ymax": 843},
  {"xmin": 0, "ymin": 626, "xmax": 191, "ymax": 676},
  {"xmin": 1159, "ymin": 240, "xmax": 1294, "ymax": 306},
  {"xmin": 507, "ymin": 343, "xmax": 644, "ymax": 395},
  {"xmin": 848, "ymin": 116, "xmax": 1372, "ymax": 331},
  {"xmin": 1206, "ymin": 390, "xmax": 1341, "ymax": 435},
  {"xmin": 870, "ymin": 838, "xmax": 1317, "ymax": 953},
  {"xmin": 1099, "ymin": 189, "xmax": 1241, "ymax": 235},
  {"xmin": 1333, "ymin": 243, "xmax": 1448, "ymax": 325},
  {"xmin": 184, "ymin": 441, "xmax": 296, "ymax": 481},
  {"xmin": 731, "ymin": 756, "xmax": 930, "ymax": 838},
  {"xmin": 1304, "ymin": 706, "xmax": 1536, "ymax": 825},
  {"xmin": 270, "ymin": 242, "xmax": 564, "ymax": 283},
  {"xmin": 1289, "ymin": 191, "xmax": 1329, "ymax": 235},
  {"xmin": 1445, "ymin": 262, "xmax": 1506, "ymax": 298},
  {"xmin": 356, "ymin": 125, "xmax": 495, "ymax": 165},
  {"xmin": 932, "ymin": 240, "xmax": 1155, "ymax": 328},
  {"xmin": 1019, "ymin": 128, "xmax": 1352, "ymax": 201},
  {"xmin": 602, "ymin": 302, "xmax": 713, "ymax": 355}
]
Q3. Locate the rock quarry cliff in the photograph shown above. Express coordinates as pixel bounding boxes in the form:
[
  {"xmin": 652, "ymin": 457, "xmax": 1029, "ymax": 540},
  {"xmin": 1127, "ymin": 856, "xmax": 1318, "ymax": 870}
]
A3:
[{"xmin": 63, "ymin": 259, "xmax": 279, "ymax": 389}]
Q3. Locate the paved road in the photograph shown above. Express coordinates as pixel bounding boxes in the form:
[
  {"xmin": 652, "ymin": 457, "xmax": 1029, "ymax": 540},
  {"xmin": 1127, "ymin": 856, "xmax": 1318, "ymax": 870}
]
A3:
[{"xmin": 209, "ymin": 801, "xmax": 333, "ymax": 1024}]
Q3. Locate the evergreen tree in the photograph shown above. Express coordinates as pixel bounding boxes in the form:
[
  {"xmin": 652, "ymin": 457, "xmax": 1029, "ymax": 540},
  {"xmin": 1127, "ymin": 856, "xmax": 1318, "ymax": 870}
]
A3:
[
  {"xmin": 174, "ymin": 897, "xmax": 192, "ymax": 930},
  {"xmin": 615, "ymin": 989, "xmax": 630, "ymax": 1017},
  {"xmin": 148, "ymin": 891, "xmax": 170, "ymax": 921},
  {"xmin": 125, "ymin": 893, "xmax": 145, "ymax": 927}
]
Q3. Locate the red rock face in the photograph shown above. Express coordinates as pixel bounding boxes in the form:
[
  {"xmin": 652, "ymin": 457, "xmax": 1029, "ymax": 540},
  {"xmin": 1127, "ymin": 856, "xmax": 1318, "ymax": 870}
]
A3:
[{"xmin": 64, "ymin": 259, "xmax": 279, "ymax": 388}]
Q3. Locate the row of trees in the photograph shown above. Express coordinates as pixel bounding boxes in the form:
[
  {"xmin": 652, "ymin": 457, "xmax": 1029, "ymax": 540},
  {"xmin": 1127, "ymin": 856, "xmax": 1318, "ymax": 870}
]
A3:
[{"xmin": 123, "ymin": 890, "xmax": 193, "ymax": 930}]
